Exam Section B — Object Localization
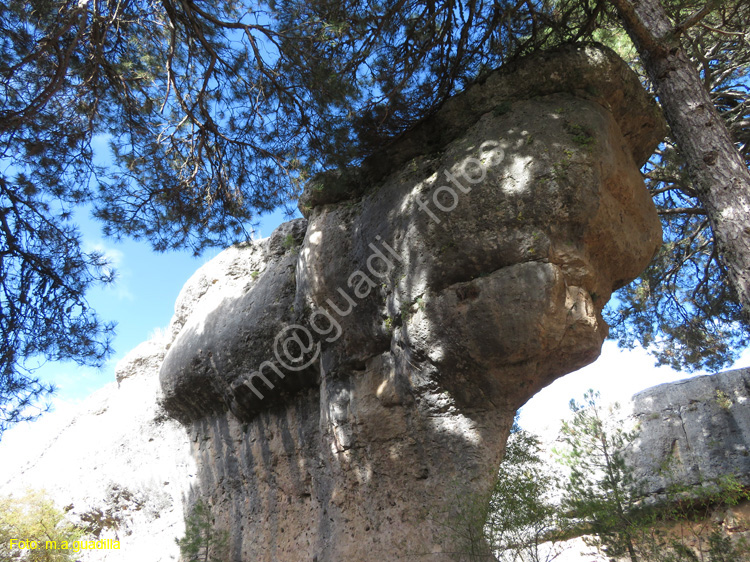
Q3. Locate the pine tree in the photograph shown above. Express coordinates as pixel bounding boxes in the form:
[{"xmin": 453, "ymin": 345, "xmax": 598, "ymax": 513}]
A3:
[
  {"xmin": 486, "ymin": 424, "xmax": 566, "ymax": 562},
  {"xmin": 554, "ymin": 391, "xmax": 643, "ymax": 561},
  {"xmin": 176, "ymin": 499, "xmax": 228, "ymax": 562}
]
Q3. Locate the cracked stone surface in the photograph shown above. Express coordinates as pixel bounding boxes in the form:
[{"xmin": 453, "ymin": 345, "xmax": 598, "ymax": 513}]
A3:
[
  {"xmin": 158, "ymin": 44, "xmax": 664, "ymax": 561},
  {"xmin": 628, "ymin": 367, "xmax": 750, "ymax": 495}
]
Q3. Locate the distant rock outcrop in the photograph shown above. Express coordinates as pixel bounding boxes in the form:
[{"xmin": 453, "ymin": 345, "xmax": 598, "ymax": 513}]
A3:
[
  {"xmin": 544, "ymin": 368, "xmax": 750, "ymax": 562},
  {"xmin": 158, "ymin": 43, "xmax": 664, "ymax": 561},
  {"xmin": 629, "ymin": 367, "xmax": 750, "ymax": 495}
]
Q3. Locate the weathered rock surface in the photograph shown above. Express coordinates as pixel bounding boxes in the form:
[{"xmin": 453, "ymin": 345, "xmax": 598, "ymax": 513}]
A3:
[
  {"xmin": 159, "ymin": 44, "xmax": 664, "ymax": 561},
  {"xmin": 629, "ymin": 367, "xmax": 750, "ymax": 495}
]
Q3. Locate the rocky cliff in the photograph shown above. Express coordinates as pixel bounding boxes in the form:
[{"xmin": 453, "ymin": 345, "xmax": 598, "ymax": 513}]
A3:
[
  {"xmin": 158, "ymin": 43, "xmax": 664, "ymax": 561},
  {"xmin": 629, "ymin": 367, "xmax": 750, "ymax": 495}
]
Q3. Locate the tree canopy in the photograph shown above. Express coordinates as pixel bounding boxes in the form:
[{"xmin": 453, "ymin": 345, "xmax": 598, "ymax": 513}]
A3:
[
  {"xmin": 0, "ymin": 489, "xmax": 87, "ymax": 561},
  {"xmin": 605, "ymin": 0, "xmax": 750, "ymax": 372},
  {"xmin": 1, "ymin": 0, "xmax": 748, "ymax": 432}
]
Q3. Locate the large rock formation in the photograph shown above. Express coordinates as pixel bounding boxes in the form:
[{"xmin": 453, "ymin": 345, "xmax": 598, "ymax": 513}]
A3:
[
  {"xmin": 159, "ymin": 44, "xmax": 664, "ymax": 561},
  {"xmin": 629, "ymin": 367, "xmax": 750, "ymax": 495}
]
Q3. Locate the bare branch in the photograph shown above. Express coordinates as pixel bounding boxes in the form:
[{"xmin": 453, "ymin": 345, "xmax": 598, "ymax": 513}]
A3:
[{"xmin": 673, "ymin": 0, "xmax": 721, "ymax": 38}]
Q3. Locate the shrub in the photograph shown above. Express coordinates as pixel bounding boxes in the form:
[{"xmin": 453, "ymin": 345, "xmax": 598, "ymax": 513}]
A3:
[{"xmin": 0, "ymin": 489, "xmax": 86, "ymax": 561}]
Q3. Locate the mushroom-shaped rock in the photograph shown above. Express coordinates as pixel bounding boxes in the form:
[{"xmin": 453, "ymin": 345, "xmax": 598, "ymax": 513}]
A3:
[{"xmin": 160, "ymin": 44, "xmax": 663, "ymax": 562}]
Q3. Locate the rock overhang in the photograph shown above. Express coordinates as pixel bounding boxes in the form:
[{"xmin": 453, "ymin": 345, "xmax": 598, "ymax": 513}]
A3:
[
  {"xmin": 156, "ymin": 42, "xmax": 668, "ymax": 562},
  {"xmin": 160, "ymin": 42, "xmax": 664, "ymax": 426},
  {"xmin": 298, "ymin": 42, "xmax": 666, "ymax": 216}
]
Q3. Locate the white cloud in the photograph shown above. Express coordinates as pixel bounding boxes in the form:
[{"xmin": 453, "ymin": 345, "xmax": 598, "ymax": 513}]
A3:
[
  {"xmin": 518, "ymin": 341, "xmax": 750, "ymax": 436},
  {"xmin": 84, "ymin": 241, "xmax": 134, "ymax": 301}
]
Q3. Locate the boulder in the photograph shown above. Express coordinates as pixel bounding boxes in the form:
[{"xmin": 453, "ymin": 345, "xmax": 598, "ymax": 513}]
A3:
[
  {"xmin": 630, "ymin": 367, "xmax": 750, "ymax": 494},
  {"xmin": 159, "ymin": 44, "xmax": 664, "ymax": 561}
]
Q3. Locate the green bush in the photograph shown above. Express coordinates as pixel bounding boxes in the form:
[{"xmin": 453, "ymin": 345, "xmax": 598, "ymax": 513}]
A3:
[
  {"xmin": 176, "ymin": 499, "xmax": 229, "ymax": 562},
  {"xmin": 0, "ymin": 490, "xmax": 86, "ymax": 561},
  {"xmin": 486, "ymin": 426, "xmax": 566, "ymax": 562},
  {"xmin": 444, "ymin": 418, "xmax": 566, "ymax": 562}
]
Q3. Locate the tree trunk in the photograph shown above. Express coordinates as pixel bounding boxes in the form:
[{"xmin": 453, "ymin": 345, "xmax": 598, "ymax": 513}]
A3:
[{"xmin": 610, "ymin": 0, "xmax": 750, "ymax": 326}]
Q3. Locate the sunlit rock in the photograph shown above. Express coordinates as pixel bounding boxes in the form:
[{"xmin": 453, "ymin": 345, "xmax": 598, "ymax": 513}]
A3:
[{"xmin": 159, "ymin": 44, "xmax": 664, "ymax": 561}]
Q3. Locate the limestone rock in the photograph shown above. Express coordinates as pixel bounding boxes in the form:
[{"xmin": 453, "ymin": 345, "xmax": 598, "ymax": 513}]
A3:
[
  {"xmin": 114, "ymin": 336, "xmax": 166, "ymax": 384},
  {"xmin": 165, "ymin": 239, "xmax": 270, "ymax": 343},
  {"xmin": 159, "ymin": 44, "xmax": 664, "ymax": 561},
  {"xmin": 629, "ymin": 367, "xmax": 750, "ymax": 495},
  {"xmin": 160, "ymin": 218, "xmax": 309, "ymax": 422}
]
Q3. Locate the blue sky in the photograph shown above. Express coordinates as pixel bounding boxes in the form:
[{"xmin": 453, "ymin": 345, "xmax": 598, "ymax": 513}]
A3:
[
  {"xmin": 30, "ymin": 205, "xmax": 296, "ymax": 404},
  {"xmin": 19, "ymin": 130, "xmax": 298, "ymax": 405}
]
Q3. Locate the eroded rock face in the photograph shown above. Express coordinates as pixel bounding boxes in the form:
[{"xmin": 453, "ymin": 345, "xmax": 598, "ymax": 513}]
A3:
[
  {"xmin": 629, "ymin": 368, "xmax": 750, "ymax": 495},
  {"xmin": 0, "ymin": 334, "xmax": 196, "ymax": 562},
  {"xmin": 159, "ymin": 44, "xmax": 664, "ymax": 561}
]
